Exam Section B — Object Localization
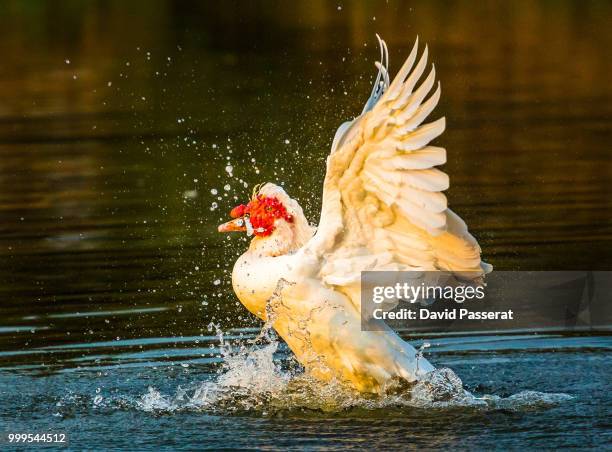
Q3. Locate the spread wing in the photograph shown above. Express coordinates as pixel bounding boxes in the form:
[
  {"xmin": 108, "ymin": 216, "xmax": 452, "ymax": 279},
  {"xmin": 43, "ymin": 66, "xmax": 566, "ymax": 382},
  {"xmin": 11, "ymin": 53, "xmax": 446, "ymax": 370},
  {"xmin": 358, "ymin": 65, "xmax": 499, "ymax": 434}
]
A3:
[{"xmin": 303, "ymin": 37, "xmax": 491, "ymax": 293}]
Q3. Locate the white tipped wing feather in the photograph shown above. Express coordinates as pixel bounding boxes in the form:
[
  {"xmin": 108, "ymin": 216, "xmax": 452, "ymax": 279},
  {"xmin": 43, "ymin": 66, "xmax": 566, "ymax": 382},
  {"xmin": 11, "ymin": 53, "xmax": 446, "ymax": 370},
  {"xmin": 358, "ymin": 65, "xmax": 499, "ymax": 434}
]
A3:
[{"xmin": 305, "ymin": 38, "xmax": 490, "ymax": 295}]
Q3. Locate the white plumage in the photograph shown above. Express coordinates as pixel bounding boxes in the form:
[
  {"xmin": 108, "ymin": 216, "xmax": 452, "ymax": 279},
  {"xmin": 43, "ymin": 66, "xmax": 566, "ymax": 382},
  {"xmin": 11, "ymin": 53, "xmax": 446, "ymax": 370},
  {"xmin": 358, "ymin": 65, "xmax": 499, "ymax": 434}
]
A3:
[{"xmin": 218, "ymin": 36, "xmax": 490, "ymax": 393}]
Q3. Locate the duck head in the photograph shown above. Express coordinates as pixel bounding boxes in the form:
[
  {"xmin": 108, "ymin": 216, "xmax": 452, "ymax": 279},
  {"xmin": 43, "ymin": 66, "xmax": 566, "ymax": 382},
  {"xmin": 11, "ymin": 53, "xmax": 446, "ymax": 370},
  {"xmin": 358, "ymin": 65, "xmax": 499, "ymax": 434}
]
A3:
[{"xmin": 218, "ymin": 183, "xmax": 313, "ymax": 257}]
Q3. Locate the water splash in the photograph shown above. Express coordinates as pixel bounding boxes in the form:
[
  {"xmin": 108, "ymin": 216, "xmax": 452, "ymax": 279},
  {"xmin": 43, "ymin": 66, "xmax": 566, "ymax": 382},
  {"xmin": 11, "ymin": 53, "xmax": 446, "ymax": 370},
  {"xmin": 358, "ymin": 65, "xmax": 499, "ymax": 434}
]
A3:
[
  {"xmin": 47, "ymin": 325, "xmax": 574, "ymax": 418},
  {"xmin": 129, "ymin": 286, "xmax": 574, "ymax": 415},
  {"xmin": 415, "ymin": 341, "xmax": 431, "ymax": 378},
  {"xmin": 132, "ymin": 359, "xmax": 572, "ymax": 415},
  {"xmin": 130, "ymin": 324, "xmax": 573, "ymax": 415},
  {"xmin": 409, "ymin": 368, "xmax": 473, "ymax": 406}
]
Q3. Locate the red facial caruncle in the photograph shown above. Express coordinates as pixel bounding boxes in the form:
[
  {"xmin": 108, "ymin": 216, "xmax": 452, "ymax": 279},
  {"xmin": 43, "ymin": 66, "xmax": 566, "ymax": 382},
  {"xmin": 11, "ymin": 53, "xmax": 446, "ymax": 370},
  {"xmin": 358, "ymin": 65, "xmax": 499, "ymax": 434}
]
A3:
[{"xmin": 230, "ymin": 195, "xmax": 293, "ymax": 237}]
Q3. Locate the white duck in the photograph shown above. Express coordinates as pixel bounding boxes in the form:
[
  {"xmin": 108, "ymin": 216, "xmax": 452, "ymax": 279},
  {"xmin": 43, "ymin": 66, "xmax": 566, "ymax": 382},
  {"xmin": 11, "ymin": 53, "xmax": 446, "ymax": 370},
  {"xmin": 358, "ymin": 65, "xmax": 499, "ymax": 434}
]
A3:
[{"xmin": 218, "ymin": 36, "xmax": 491, "ymax": 393}]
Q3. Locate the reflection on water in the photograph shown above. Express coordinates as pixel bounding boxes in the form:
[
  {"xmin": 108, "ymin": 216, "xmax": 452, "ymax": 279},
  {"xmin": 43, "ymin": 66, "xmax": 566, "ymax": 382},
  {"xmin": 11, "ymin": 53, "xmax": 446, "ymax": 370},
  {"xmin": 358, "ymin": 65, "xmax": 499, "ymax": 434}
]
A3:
[{"xmin": 0, "ymin": 2, "xmax": 611, "ymax": 447}]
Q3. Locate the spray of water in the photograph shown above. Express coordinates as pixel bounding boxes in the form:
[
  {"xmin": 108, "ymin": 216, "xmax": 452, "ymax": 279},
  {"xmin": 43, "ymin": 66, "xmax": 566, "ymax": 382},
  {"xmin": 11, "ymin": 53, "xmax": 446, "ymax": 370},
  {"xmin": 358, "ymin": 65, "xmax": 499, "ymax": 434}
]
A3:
[{"xmin": 130, "ymin": 286, "xmax": 573, "ymax": 415}]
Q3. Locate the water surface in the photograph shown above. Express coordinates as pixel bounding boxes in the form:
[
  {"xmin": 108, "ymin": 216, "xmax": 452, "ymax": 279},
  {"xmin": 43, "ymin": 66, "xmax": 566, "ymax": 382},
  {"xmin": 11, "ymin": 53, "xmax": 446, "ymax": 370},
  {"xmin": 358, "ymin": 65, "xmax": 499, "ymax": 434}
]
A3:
[{"xmin": 1, "ymin": 1, "xmax": 611, "ymax": 449}]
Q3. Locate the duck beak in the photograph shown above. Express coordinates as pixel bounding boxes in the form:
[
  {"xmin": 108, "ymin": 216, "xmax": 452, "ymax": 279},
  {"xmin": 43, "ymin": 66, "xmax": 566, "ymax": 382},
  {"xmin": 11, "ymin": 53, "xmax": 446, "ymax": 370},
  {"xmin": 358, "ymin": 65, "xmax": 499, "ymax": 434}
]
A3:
[{"xmin": 218, "ymin": 218, "xmax": 247, "ymax": 232}]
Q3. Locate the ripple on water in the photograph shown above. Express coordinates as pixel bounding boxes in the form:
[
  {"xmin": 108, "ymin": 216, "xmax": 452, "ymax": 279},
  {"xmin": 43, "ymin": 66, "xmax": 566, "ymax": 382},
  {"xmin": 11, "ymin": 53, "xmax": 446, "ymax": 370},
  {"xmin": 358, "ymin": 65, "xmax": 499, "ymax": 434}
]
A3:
[{"xmin": 123, "ymin": 334, "xmax": 574, "ymax": 416}]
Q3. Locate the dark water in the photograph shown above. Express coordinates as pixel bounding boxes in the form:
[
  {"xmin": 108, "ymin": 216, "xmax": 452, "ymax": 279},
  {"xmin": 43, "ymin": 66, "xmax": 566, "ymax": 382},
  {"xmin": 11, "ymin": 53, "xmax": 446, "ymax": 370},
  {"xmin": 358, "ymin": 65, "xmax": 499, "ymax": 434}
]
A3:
[
  {"xmin": 1, "ymin": 1, "xmax": 611, "ymax": 449},
  {"xmin": 0, "ymin": 333, "xmax": 610, "ymax": 450}
]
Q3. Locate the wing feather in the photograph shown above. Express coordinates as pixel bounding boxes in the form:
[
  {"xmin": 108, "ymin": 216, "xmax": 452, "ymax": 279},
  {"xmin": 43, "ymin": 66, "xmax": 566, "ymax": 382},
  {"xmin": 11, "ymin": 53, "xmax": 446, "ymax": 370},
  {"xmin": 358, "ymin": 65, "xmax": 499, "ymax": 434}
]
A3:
[
  {"xmin": 379, "ymin": 146, "xmax": 447, "ymax": 170},
  {"xmin": 391, "ymin": 46, "xmax": 429, "ymax": 110},
  {"xmin": 397, "ymin": 84, "xmax": 441, "ymax": 132},
  {"xmin": 386, "ymin": 37, "xmax": 420, "ymax": 101},
  {"xmin": 303, "ymin": 37, "xmax": 490, "ymax": 308}
]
